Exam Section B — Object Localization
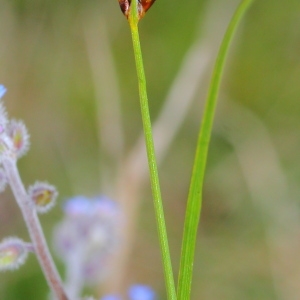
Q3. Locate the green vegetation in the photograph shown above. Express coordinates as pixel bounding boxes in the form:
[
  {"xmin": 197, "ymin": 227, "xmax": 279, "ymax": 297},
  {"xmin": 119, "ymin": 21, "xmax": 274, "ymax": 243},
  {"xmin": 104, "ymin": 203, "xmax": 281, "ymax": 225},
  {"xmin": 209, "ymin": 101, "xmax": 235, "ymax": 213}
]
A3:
[{"xmin": 0, "ymin": 0, "xmax": 299, "ymax": 299}]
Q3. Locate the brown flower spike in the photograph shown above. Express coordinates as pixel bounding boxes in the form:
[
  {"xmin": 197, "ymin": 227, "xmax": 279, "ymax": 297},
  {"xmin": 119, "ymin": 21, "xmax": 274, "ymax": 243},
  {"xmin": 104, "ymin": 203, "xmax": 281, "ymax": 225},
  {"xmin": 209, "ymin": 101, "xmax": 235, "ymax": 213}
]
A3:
[{"xmin": 119, "ymin": 0, "xmax": 156, "ymax": 19}]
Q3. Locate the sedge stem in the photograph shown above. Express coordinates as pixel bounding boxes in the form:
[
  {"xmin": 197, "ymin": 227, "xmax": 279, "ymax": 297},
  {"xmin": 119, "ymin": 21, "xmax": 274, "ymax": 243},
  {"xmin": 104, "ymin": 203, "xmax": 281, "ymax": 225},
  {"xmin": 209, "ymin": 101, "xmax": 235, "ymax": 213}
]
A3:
[{"xmin": 127, "ymin": 2, "xmax": 177, "ymax": 299}]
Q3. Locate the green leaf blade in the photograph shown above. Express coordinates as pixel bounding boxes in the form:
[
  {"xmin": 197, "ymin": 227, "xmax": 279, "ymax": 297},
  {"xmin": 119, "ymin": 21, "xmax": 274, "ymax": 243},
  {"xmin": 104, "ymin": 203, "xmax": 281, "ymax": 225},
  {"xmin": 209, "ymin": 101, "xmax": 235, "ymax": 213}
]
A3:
[{"xmin": 177, "ymin": 1, "xmax": 255, "ymax": 299}]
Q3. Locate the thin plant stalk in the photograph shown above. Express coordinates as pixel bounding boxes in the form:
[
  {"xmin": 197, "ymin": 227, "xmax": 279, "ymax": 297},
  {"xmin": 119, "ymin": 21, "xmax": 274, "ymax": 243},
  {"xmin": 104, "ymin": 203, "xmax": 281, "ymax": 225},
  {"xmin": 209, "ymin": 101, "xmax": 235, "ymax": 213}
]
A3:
[
  {"xmin": 2, "ymin": 158, "xmax": 68, "ymax": 300},
  {"xmin": 127, "ymin": 1, "xmax": 176, "ymax": 300},
  {"xmin": 177, "ymin": 0, "xmax": 254, "ymax": 299}
]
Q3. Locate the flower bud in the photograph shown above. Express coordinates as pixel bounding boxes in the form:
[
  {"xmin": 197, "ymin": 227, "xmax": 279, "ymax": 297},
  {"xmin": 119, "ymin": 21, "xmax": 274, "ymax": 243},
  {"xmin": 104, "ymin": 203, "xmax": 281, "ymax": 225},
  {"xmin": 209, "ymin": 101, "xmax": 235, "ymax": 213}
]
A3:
[
  {"xmin": 6, "ymin": 119, "xmax": 30, "ymax": 158},
  {"xmin": 0, "ymin": 237, "xmax": 30, "ymax": 271},
  {"xmin": 28, "ymin": 181, "xmax": 58, "ymax": 213}
]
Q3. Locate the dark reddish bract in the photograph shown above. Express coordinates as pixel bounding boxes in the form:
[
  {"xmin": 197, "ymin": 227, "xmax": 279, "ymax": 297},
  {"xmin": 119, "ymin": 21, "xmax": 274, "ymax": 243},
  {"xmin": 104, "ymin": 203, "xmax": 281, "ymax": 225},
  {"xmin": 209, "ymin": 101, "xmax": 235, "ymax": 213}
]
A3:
[{"xmin": 118, "ymin": 0, "xmax": 156, "ymax": 19}]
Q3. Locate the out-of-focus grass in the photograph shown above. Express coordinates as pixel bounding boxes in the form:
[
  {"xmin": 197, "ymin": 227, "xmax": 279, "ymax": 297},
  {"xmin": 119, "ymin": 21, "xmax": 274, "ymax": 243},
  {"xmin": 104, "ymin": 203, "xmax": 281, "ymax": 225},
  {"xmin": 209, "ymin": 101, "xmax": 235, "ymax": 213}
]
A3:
[{"xmin": 0, "ymin": 0, "xmax": 300, "ymax": 299}]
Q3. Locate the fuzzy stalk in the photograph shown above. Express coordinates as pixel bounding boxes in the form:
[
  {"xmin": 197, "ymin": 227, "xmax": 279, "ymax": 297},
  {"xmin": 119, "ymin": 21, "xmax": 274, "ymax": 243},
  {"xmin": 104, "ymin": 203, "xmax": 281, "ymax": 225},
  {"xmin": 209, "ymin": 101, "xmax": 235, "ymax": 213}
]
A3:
[{"xmin": 2, "ymin": 157, "xmax": 68, "ymax": 300}]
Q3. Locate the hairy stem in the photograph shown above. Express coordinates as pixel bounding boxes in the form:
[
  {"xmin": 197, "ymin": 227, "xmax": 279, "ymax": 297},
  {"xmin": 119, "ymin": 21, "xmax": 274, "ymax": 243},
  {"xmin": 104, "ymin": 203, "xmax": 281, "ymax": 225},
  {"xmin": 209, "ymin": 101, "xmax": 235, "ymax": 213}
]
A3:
[{"xmin": 3, "ymin": 158, "xmax": 68, "ymax": 300}]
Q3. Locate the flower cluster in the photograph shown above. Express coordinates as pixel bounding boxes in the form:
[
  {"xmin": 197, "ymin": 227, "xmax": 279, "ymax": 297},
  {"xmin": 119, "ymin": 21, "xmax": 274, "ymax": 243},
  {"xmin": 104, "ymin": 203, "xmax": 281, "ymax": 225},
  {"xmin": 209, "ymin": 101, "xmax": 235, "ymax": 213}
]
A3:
[
  {"xmin": 54, "ymin": 195, "xmax": 122, "ymax": 286},
  {"xmin": 0, "ymin": 86, "xmax": 156, "ymax": 300},
  {"xmin": 0, "ymin": 86, "xmax": 58, "ymax": 273}
]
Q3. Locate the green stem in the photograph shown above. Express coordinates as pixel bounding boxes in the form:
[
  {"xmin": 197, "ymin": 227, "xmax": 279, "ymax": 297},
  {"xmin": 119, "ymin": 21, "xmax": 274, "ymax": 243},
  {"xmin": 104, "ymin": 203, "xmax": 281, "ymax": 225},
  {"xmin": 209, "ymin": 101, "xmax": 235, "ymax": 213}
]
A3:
[
  {"xmin": 128, "ymin": 2, "xmax": 176, "ymax": 300},
  {"xmin": 177, "ymin": 0, "xmax": 254, "ymax": 299}
]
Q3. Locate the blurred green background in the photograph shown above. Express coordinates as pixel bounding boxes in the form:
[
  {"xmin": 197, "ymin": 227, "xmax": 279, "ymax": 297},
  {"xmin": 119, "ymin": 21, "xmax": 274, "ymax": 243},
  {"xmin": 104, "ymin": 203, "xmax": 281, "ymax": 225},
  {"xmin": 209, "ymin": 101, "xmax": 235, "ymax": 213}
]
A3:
[{"xmin": 1, "ymin": 0, "xmax": 300, "ymax": 299}]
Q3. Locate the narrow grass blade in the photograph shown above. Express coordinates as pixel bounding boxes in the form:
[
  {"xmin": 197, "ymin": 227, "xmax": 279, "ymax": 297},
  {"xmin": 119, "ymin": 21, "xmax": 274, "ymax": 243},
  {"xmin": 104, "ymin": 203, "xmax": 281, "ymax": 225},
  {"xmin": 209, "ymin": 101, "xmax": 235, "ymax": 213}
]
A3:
[{"xmin": 177, "ymin": 0, "xmax": 255, "ymax": 299}]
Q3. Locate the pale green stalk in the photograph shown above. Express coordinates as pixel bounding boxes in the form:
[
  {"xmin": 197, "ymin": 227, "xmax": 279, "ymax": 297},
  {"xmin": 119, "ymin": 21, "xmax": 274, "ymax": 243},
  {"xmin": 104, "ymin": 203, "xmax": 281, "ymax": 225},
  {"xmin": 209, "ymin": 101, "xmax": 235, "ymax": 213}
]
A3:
[
  {"xmin": 127, "ymin": 1, "xmax": 176, "ymax": 300},
  {"xmin": 177, "ymin": 0, "xmax": 254, "ymax": 299}
]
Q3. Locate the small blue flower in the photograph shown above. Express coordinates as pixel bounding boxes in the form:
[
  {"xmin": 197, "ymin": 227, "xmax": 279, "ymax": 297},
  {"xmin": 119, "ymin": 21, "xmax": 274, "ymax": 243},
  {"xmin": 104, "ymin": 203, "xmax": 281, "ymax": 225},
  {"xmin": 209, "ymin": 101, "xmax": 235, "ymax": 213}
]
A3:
[
  {"xmin": 63, "ymin": 196, "xmax": 92, "ymax": 216},
  {"xmin": 128, "ymin": 285, "xmax": 156, "ymax": 300},
  {"xmin": 100, "ymin": 285, "xmax": 156, "ymax": 300},
  {"xmin": 0, "ymin": 85, "xmax": 6, "ymax": 99},
  {"xmin": 63, "ymin": 195, "xmax": 120, "ymax": 218},
  {"xmin": 54, "ymin": 195, "xmax": 122, "ymax": 286}
]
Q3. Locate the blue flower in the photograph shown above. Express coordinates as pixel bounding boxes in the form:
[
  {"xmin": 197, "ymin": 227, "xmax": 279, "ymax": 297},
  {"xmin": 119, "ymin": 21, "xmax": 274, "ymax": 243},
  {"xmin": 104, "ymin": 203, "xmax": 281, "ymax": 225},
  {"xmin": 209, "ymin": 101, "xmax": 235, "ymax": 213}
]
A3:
[
  {"xmin": 54, "ymin": 195, "xmax": 122, "ymax": 285},
  {"xmin": 63, "ymin": 195, "xmax": 119, "ymax": 217},
  {"xmin": 101, "ymin": 285, "xmax": 156, "ymax": 300},
  {"xmin": 63, "ymin": 195, "xmax": 93, "ymax": 216},
  {"xmin": 0, "ymin": 85, "xmax": 6, "ymax": 99},
  {"xmin": 128, "ymin": 285, "xmax": 156, "ymax": 300}
]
